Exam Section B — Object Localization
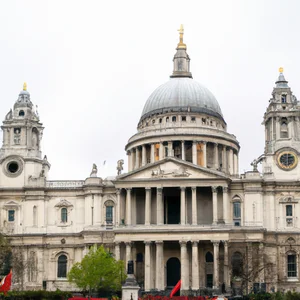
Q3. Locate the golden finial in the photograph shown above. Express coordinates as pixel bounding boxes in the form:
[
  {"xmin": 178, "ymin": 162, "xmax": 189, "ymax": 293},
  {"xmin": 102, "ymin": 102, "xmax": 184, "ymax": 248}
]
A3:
[
  {"xmin": 177, "ymin": 24, "xmax": 186, "ymax": 49},
  {"xmin": 279, "ymin": 67, "xmax": 284, "ymax": 73},
  {"xmin": 23, "ymin": 82, "xmax": 27, "ymax": 91}
]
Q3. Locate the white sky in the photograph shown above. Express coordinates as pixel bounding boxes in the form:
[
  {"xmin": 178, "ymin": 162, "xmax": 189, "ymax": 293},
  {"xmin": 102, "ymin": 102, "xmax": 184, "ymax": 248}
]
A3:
[{"xmin": 0, "ymin": 0, "xmax": 299, "ymax": 180}]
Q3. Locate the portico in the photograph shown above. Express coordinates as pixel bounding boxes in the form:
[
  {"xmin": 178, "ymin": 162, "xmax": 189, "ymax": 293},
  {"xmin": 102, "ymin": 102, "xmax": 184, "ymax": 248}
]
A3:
[
  {"xmin": 115, "ymin": 184, "xmax": 231, "ymax": 227},
  {"xmin": 114, "ymin": 239, "xmax": 231, "ymax": 292}
]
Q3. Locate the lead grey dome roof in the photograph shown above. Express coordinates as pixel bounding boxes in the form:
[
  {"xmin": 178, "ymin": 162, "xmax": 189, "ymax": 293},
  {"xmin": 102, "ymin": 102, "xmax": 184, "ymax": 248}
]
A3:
[{"xmin": 141, "ymin": 78, "xmax": 224, "ymax": 122}]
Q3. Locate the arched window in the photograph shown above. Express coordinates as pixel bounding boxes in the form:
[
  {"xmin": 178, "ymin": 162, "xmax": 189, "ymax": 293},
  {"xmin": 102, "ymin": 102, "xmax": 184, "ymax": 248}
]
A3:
[
  {"xmin": 232, "ymin": 195, "xmax": 242, "ymax": 226},
  {"xmin": 57, "ymin": 254, "xmax": 67, "ymax": 278},
  {"xmin": 205, "ymin": 252, "xmax": 213, "ymax": 262},
  {"xmin": 61, "ymin": 208, "xmax": 68, "ymax": 223},
  {"xmin": 287, "ymin": 253, "xmax": 297, "ymax": 277},
  {"xmin": 172, "ymin": 116, "xmax": 176, "ymax": 122},
  {"xmin": 232, "ymin": 252, "xmax": 243, "ymax": 277}
]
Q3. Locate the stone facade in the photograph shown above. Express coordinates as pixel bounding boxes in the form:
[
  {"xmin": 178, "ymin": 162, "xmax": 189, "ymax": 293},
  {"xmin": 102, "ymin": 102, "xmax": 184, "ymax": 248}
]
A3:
[{"xmin": 1, "ymin": 30, "xmax": 300, "ymax": 294}]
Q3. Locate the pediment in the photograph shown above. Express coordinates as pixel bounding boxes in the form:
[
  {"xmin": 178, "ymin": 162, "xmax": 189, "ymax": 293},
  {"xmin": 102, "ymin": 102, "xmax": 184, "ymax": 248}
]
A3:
[
  {"xmin": 54, "ymin": 199, "xmax": 73, "ymax": 208},
  {"xmin": 117, "ymin": 157, "xmax": 229, "ymax": 181},
  {"xmin": 3, "ymin": 200, "xmax": 20, "ymax": 208}
]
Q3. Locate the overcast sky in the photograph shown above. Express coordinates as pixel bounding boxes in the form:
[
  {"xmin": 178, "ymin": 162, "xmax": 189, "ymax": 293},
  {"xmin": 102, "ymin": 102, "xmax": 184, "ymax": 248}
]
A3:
[{"xmin": 0, "ymin": 0, "xmax": 299, "ymax": 180}]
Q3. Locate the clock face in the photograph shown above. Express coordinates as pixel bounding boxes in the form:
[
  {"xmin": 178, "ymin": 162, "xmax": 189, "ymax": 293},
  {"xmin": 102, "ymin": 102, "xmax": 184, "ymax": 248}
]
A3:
[{"xmin": 277, "ymin": 151, "xmax": 298, "ymax": 170}]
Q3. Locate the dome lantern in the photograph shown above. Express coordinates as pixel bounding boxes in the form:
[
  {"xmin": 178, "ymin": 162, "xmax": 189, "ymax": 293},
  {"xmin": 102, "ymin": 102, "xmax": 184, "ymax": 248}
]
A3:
[{"xmin": 170, "ymin": 24, "xmax": 192, "ymax": 79}]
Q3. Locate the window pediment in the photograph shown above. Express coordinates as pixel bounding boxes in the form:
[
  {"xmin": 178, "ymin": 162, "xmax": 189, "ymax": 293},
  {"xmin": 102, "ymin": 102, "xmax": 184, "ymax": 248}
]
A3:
[
  {"xmin": 55, "ymin": 199, "xmax": 73, "ymax": 208},
  {"xmin": 3, "ymin": 200, "xmax": 20, "ymax": 209},
  {"xmin": 279, "ymin": 196, "xmax": 298, "ymax": 204}
]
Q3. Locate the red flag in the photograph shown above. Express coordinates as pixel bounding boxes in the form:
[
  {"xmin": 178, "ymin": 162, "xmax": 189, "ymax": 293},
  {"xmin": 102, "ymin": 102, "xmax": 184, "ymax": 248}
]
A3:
[
  {"xmin": 170, "ymin": 279, "xmax": 181, "ymax": 297},
  {"xmin": 0, "ymin": 270, "xmax": 12, "ymax": 293}
]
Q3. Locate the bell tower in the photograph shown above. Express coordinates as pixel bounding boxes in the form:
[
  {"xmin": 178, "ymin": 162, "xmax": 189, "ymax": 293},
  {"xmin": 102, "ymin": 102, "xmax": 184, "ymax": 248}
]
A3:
[
  {"xmin": 0, "ymin": 84, "xmax": 50, "ymax": 187},
  {"xmin": 262, "ymin": 68, "xmax": 300, "ymax": 178}
]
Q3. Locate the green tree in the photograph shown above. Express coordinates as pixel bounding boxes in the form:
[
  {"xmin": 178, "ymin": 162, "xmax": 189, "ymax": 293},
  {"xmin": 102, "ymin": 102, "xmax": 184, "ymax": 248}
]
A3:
[
  {"xmin": 0, "ymin": 234, "xmax": 11, "ymax": 276},
  {"xmin": 68, "ymin": 245, "xmax": 126, "ymax": 298}
]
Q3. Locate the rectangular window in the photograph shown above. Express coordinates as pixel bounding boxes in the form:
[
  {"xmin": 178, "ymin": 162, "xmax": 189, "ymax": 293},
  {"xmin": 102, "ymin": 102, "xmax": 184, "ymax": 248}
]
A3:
[
  {"xmin": 8, "ymin": 210, "xmax": 15, "ymax": 222},
  {"xmin": 181, "ymin": 116, "xmax": 186, "ymax": 121},
  {"xmin": 233, "ymin": 202, "xmax": 241, "ymax": 218},
  {"xmin": 191, "ymin": 116, "xmax": 196, "ymax": 122},
  {"xmin": 287, "ymin": 255, "xmax": 297, "ymax": 277},
  {"xmin": 106, "ymin": 206, "xmax": 113, "ymax": 224},
  {"xmin": 286, "ymin": 205, "xmax": 293, "ymax": 216}
]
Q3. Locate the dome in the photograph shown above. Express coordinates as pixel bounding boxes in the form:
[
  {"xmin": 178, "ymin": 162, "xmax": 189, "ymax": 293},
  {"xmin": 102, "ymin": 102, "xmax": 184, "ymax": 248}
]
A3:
[{"xmin": 140, "ymin": 77, "xmax": 224, "ymax": 122}]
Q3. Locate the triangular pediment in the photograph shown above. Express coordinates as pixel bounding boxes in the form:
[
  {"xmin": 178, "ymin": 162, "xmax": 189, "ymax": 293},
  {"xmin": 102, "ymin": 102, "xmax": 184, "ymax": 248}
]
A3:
[
  {"xmin": 4, "ymin": 200, "xmax": 20, "ymax": 208},
  {"xmin": 116, "ymin": 157, "xmax": 229, "ymax": 181}
]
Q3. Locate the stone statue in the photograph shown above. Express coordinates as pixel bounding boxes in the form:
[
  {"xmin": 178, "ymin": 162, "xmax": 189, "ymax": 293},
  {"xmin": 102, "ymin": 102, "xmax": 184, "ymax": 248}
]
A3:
[
  {"xmin": 90, "ymin": 163, "xmax": 98, "ymax": 177},
  {"xmin": 251, "ymin": 158, "xmax": 258, "ymax": 172},
  {"xmin": 14, "ymin": 128, "xmax": 21, "ymax": 145},
  {"xmin": 117, "ymin": 159, "xmax": 124, "ymax": 175}
]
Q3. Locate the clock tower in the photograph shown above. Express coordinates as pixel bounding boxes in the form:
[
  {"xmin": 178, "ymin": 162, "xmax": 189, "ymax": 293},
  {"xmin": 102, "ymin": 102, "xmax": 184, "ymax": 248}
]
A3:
[
  {"xmin": 0, "ymin": 83, "xmax": 50, "ymax": 188},
  {"xmin": 262, "ymin": 68, "xmax": 300, "ymax": 179}
]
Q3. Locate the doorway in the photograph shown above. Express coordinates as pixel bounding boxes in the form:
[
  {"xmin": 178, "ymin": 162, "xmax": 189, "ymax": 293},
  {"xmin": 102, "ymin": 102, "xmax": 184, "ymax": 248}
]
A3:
[{"xmin": 166, "ymin": 257, "xmax": 181, "ymax": 287}]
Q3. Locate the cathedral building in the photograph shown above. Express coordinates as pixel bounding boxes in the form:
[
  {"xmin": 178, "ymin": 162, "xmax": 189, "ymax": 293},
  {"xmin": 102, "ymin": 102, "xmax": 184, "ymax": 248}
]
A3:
[{"xmin": 1, "ymin": 27, "xmax": 300, "ymax": 294}]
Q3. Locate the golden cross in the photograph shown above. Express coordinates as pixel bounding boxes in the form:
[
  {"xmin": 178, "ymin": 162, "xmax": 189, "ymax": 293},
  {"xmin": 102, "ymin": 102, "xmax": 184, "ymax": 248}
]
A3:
[
  {"xmin": 178, "ymin": 24, "xmax": 184, "ymax": 44},
  {"xmin": 23, "ymin": 82, "xmax": 27, "ymax": 91}
]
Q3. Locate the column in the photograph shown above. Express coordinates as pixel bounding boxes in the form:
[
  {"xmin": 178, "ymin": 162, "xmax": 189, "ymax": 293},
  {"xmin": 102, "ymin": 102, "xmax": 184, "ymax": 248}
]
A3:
[
  {"xmin": 223, "ymin": 241, "xmax": 229, "ymax": 289},
  {"xmin": 180, "ymin": 187, "xmax": 186, "ymax": 225},
  {"xmin": 180, "ymin": 241, "xmax": 189, "ymax": 292},
  {"xmin": 159, "ymin": 142, "xmax": 163, "ymax": 160},
  {"xmin": 135, "ymin": 147, "xmax": 140, "ymax": 169},
  {"xmin": 126, "ymin": 188, "xmax": 132, "ymax": 226},
  {"xmin": 131, "ymin": 149, "xmax": 135, "ymax": 171},
  {"xmin": 125, "ymin": 242, "xmax": 132, "ymax": 269},
  {"xmin": 191, "ymin": 241, "xmax": 199, "ymax": 290},
  {"xmin": 144, "ymin": 241, "xmax": 151, "ymax": 291},
  {"xmin": 156, "ymin": 188, "xmax": 163, "ymax": 225},
  {"xmin": 247, "ymin": 242, "xmax": 253, "ymax": 293},
  {"xmin": 259, "ymin": 243, "xmax": 265, "ymax": 282},
  {"xmin": 222, "ymin": 145, "xmax": 227, "ymax": 172},
  {"xmin": 168, "ymin": 141, "xmax": 173, "ymax": 157},
  {"xmin": 202, "ymin": 142, "xmax": 207, "ymax": 167},
  {"xmin": 127, "ymin": 151, "xmax": 132, "ymax": 172},
  {"xmin": 212, "ymin": 241, "xmax": 220, "ymax": 289},
  {"xmin": 222, "ymin": 187, "xmax": 228, "ymax": 224},
  {"xmin": 116, "ymin": 189, "xmax": 121, "ymax": 226},
  {"xmin": 115, "ymin": 242, "xmax": 120, "ymax": 261},
  {"xmin": 142, "ymin": 145, "xmax": 147, "ymax": 166},
  {"xmin": 150, "ymin": 143, "xmax": 155, "ymax": 163},
  {"xmin": 155, "ymin": 241, "xmax": 164, "ymax": 290},
  {"xmin": 288, "ymin": 117, "xmax": 294, "ymax": 138},
  {"xmin": 145, "ymin": 187, "xmax": 151, "ymax": 225},
  {"xmin": 192, "ymin": 141, "xmax": 197, "ymax": 164},
  {"xmin": 181, "ymin": 140, "xmax": 185, "ymax": 160},
  {"xmin": 192, "ymin": 187, "xmax": 197, "ymax": 225},
  {"xmin": 275, "ymin": 117, "xmax": 280, "ymax": 139},
  {"xmin": 212, "ymin": 187, "xmax": 218, "ymax": 224},
  {"xmin": 229, "ymin": 148, "xmax": 234, "ymax": 175},
  {"xmin": 214, "ymin": 143, "xmax": 219, "ymax": 170},
  {"xmin": 233, "ymin": 152, "xmax": 238, "ymax": 175}
]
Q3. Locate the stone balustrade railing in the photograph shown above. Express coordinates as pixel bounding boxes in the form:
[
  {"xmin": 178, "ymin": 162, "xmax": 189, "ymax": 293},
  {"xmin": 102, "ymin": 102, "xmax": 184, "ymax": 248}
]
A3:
[{"xmin": 46, "ymin": 180, "xmax": 84, "ymax": 189}]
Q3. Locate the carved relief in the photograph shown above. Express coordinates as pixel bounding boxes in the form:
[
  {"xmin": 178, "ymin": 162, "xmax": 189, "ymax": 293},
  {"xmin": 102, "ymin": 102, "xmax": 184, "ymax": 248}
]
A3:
[
  {"xmin": 278, "ymin": 195, "xmax": 298, "ymax": 203},
  {"xmin": 151, "ymin": 165, "xmax": 191, "ymax": 178}
]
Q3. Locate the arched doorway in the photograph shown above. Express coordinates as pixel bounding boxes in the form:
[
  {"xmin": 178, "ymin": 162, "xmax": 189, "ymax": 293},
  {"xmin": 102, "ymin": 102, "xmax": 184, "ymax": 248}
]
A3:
[{"xmin": 166, "ymin": 257, "xmax": 181, "ymax": 287}]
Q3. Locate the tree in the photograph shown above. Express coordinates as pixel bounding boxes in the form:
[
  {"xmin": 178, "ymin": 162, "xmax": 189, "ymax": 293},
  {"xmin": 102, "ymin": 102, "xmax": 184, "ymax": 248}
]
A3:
[
  {"xmin": 0, "ymin": 234, "xmax": 11, "ymax": 277},
  {"xmin": 68, "ymin": 245, "xmax": 126, "ymax": 297}
]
